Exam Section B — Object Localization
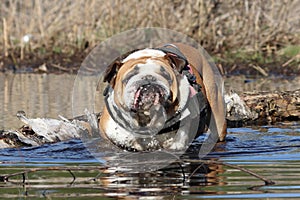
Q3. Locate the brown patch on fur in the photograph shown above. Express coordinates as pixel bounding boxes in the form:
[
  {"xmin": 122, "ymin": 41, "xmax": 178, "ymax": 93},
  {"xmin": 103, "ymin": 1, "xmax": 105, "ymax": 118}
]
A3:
[{"xmin": 99, "ymin": 107, "xmax": 110, "ymax": 140}]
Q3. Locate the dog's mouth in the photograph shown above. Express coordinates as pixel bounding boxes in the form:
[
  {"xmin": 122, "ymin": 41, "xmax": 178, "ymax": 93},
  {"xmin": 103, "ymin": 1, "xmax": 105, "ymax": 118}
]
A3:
[
  {"xmin": 127, "ymin": 84, "xmax": 169, "ymax": 127},
  {"xmin": 131, "ymin": 84, "xmax": 167, "ymax": 112}
]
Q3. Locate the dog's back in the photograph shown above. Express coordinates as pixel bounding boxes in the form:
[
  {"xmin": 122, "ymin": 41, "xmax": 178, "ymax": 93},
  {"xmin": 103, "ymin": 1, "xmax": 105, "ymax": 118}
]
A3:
[{"xmin": 173, "ymin": 43, "xmax": 227, "ymax": 141}]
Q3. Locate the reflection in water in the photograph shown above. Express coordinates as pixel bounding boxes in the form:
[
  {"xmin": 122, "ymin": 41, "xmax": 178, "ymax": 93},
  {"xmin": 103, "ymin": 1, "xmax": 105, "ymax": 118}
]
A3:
[
  {"xmin": 225, "ymin": 75, "xmax": 300, "ymax": 93},
  {"xmin": 0, "ymin": 73, "xmax": 75, "ymax": 129},
  {"xmin": 0, "ymin": 147, "xmax": 227, "ymax": 199},
  {"xmin": 0, "ymin": 73, "xmax": 105, "ymax": 130},
  {"xmin": 95, "ymin": 161, "xmax": 227, "ymax": 199}
]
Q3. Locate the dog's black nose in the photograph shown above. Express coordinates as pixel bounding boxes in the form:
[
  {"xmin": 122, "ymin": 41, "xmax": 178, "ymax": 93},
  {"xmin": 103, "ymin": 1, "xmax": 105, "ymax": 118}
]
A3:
[{"xmin": 142, "ymin": 75, "xmax": 156, "ymax": 81}]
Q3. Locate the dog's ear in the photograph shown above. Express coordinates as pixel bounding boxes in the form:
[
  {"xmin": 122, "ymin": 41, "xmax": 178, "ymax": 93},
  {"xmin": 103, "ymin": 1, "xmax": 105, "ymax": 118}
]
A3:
[
  {"xmin": 104, "ymin": 49, "xmax": 140, "ymax": 86},
  {"xmin": 165, "ymin": 53, "xmax": 187, "ymax": 72},
  {"xmin": 157, "ymin": 44, "xmax": 188, "ymax": 72},
  {"xmin": 103, "ymin": 58, "xmax": 123, "ymax": 86}
]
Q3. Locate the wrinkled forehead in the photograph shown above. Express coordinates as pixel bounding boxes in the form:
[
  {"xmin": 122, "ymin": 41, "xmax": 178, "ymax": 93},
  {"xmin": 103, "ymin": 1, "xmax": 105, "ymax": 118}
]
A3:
[
  {"xmin": 118, "ymin": 50, "xmax": 173, "ymax": 75},
  {"xmin": 122, "ymin": 49, "xmax": 166, "ymax": 63}
]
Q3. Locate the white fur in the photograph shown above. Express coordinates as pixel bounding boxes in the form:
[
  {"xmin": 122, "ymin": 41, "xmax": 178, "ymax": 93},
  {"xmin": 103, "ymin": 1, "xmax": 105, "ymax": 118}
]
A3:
[
  {"xmin": 104, "ymin": 115, "xmax": 143, "ymax": 151},
  {"xmin": 122, "ymin": 49, "xmax": 166, "ymax": 63},
  {"xmin": 169, "ymin": 129, "xmax": 189, "ymax": 150}
]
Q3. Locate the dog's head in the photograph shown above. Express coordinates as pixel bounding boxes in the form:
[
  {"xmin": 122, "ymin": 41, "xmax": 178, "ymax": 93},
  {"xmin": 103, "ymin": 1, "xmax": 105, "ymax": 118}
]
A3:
[{"xmin": 103, "ymin": 49, "xmax": 191, "ymax": 134}]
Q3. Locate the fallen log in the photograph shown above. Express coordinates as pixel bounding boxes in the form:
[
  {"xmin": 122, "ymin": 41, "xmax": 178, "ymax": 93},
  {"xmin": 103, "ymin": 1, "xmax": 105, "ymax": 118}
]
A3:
[{"xmin": 226, "ymin": 89, "xmax": 300, "ymax": 126}]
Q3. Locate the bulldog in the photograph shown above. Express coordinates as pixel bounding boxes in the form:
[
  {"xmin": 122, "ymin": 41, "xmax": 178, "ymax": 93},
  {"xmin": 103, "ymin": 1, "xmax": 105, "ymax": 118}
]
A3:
[{"xmin": 99, "ymin": 43, "xmax": 227, "ymax": 151}]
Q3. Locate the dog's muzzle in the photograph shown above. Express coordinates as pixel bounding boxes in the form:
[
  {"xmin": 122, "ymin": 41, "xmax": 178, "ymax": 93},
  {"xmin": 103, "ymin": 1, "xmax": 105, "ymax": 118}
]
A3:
[{"xmin": 123, "ymin": 73, "xmax": 170, "ymax": 111}]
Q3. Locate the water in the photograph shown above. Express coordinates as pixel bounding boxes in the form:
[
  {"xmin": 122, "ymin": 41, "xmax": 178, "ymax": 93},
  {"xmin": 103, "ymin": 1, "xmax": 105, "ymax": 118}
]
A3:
[
  {"xmin": 1, "ymin": 124, "xmax": 300, "ymax": 199},
  {"xmin": 1, "ymin": 73, "xmax": 300, "ymax": 199}
]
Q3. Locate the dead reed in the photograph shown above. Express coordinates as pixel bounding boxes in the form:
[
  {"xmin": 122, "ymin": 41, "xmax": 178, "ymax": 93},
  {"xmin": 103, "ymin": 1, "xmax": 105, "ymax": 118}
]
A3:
[{"xmin": 0, "ymin": 0, "xmax": 299, "ymax": 68}]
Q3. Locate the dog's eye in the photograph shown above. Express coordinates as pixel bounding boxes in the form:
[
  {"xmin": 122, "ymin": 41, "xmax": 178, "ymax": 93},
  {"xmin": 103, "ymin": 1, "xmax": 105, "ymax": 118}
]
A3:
[
  {"xmin": 123, "ymin": 70, "xmax": 138, "ymax": 84},
  {"xmin": 134, "ymin": 65, "xmax": 139, "ymax": 71},
  {"xmin": 160, "ymin": 66, "xmax": 166, "ymax": 72},
  {"xmin": 160, "ymin": 66, "xmax": 172, "ymax": 83}
]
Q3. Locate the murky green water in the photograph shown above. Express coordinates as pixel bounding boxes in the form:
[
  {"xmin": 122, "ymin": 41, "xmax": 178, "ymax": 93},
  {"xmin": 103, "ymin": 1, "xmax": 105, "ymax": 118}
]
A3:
[{"xmin": 0, "ymin": 74, "xmax": 300, "ymax": 199}]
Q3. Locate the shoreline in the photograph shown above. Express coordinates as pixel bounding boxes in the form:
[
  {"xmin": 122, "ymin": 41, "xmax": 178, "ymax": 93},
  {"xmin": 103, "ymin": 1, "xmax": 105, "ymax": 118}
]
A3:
[{"xmin": 1, "ymin": 50, "xmax": 299, "ymax": 77}]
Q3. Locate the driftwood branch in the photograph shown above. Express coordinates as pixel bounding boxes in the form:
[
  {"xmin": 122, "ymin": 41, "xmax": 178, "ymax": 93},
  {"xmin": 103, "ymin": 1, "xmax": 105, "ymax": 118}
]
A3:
[
  {"xmin": 0, "ymin": 159, "xmax": 274, "ymax": 186},
  {"xmin": 0, "ymin": 166, "xmax": 108, "ymax": 183},
  {"xmin": 226, "ymin": 89, "xmax": 300, "ymax": 127},
  {"xmin": 242, "ymin": 90, "xmax": 300, "ymax": 121},
  {"xmin": 183, "ymin": 159, "xmax": 275, "ymax": 185}
]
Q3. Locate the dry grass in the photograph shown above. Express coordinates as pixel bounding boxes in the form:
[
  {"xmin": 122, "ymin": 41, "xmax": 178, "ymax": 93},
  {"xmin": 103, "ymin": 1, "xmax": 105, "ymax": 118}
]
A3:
[{"xmin": 1, "ymin": 0, "xmax": 299, "ymax": 69}]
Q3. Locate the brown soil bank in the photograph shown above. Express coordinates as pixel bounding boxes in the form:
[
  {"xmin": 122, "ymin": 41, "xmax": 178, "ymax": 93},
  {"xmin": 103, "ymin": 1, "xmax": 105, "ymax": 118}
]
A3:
[{"xmin": 1, "ymin": 0, "xmax": 299, "ymax": 76}]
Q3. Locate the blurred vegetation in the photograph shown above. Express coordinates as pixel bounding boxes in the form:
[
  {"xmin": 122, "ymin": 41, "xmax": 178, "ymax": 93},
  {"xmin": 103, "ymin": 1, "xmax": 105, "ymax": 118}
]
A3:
[{"xmin": 0, "ymin": 0, "xmax": 299, "ymax": 74}]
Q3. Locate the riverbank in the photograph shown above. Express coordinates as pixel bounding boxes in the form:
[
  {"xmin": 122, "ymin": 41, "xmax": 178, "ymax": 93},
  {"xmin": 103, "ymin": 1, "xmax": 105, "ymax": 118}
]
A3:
[
  {"xmin": 1, "ymin": 0, "xmax": 299, "ymax": 76},
  {"xmin": 1, "ymin": 46, "xmax": 299, "ymax": 77}
]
